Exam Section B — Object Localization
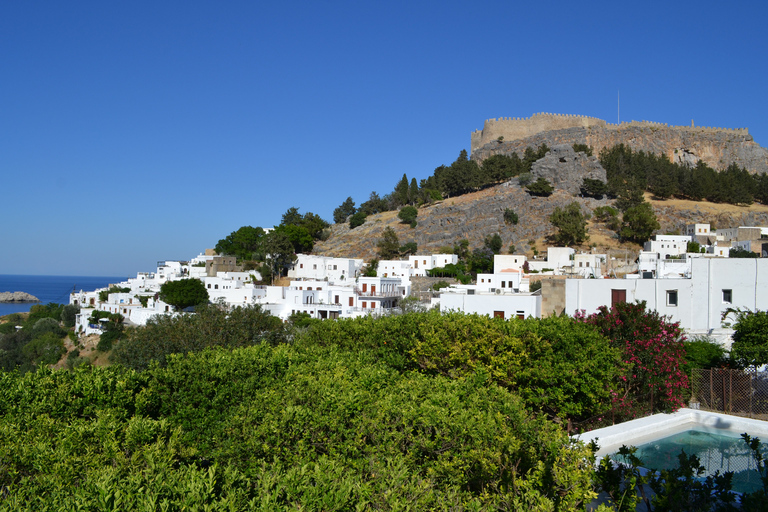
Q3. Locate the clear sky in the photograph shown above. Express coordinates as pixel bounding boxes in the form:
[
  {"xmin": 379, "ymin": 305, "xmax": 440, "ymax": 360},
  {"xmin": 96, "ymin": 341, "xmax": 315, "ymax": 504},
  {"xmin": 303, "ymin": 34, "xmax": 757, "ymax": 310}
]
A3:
[{"xmin": 2, "ymin": 1, "xmax": 766, "ymax": 276}]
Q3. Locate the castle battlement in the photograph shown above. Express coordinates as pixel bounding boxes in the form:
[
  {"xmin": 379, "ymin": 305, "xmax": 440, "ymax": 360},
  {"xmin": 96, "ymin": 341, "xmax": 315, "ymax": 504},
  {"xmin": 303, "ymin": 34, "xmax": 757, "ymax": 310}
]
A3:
[{"xmin": 471, "ymin": 113, "xmax": 749, "ymax": 152}]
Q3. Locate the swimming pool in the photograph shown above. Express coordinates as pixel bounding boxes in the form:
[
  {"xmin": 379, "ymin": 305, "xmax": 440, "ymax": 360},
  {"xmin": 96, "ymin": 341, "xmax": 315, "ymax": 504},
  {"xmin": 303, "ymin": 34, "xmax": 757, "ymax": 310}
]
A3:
[
  {"xmin": 576, "ymin": 408, "xmax": 768, "ymax": 462},
  {"xmin": 615, "ymin": 426, "xmax": 767, "ymax": 494}
]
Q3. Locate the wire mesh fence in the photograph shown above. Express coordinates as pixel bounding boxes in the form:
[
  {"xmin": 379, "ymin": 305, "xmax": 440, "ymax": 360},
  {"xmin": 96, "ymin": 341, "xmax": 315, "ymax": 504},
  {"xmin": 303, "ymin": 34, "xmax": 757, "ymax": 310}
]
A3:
[{"xmin": 690, "ymin": 368, "xmax": 768, "ymax": 420}]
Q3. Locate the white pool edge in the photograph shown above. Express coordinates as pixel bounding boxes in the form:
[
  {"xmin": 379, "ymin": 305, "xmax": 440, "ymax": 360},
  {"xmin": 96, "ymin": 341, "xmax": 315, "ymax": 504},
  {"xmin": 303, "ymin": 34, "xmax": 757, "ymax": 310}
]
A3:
[{"xmin": 573, "ymin": 408, "xmax": 768, "ymax": 457}]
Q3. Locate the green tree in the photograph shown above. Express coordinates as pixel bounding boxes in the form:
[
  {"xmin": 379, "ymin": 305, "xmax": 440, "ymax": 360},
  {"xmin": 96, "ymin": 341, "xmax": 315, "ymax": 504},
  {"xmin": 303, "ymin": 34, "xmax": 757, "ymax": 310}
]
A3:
[
  {"xmin": 61, "ymin": 304, "xmax": 80, "ymax": 328},
  {"xmin": 408, "ymin": 178, "xmax": 419, "ymax": 205},
  {"xmin": 377, "ymin": 227, "xmax": 400, "ymax": 260},
  {"xmin": 159, "ymin": 279, "xmax": 209, "ymax": 311},
  {"xmin": 572, "ymin": 143, "xmax": 593, "ymax": 156},
  {"xmin": 526, "ymin": 177, "xmax": 554, "ymax": 197},
  {"xmin": 503, "ymin": 208, "xmax": 519, "ymax": 225},
  {"xmin": 276, "ymin": 224, "xmax": 314, "ymax": 253},
  {"xmin": 394, "ymin": 173, "xmax": 410, "ymax": 206},
  {"xmin": 731, "ymin": 310, "xmax": 768, "ymax": 369},
  {"xmin": 619, "ymin": 201, "xmax": 660, "ymax": 243},
  {"xmin": 399, "ymin": 242, "xmax": 417, "ymax": 256},
  {"xmin": 580, "ymin": 178, "xmax": 608, "ymax": 199},
  {"xmin": 333, "ymin": 197, "xmax": 356, "ymax": 224},
  {"xmin": 730, "ymin": 247, "xmax": 759, "ymax": 258},
  {"xmin": 484, "ymin": 233, "xmax": 503, "ymax": 254},
  {"xmin": 549, "ymin": 202, "xmax": 589, "ymax": 246},
  {"xmin": 359, "ymin": 191, "xmax": 388, "ymax": 215},
  {"xmin": 361, "ymin": 258, "xmax": 378, "ymax": 277},
  {"xmin": 482, "ymin": 153, "xmax": 522, "ymax": 182},
  {"xmin": 349, "ymin": 211, "xmax": 367, "ymax": 229},
  {"xmin": 397, "ymin": 205, "xmax": 418, "ymax": 227},
  {"xmin": 280, "ymin": 206, "xmax": 303, "ymax": 226},
  {"xmin": 21, "ymin": 332, "xmax": 65, "ymax": 366},
  {"xmin": 215, "ymin": 226, "xmax": 265, "ymax": 261},
  {"xmin": 263, "ymin": 230, "xmax": 297, "ymax": 281}
]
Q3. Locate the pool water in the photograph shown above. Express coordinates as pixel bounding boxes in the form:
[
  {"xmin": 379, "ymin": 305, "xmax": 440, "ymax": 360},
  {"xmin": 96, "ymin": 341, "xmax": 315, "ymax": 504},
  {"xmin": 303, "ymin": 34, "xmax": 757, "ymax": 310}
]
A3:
[{"xmin": 618, "ymin": 428, "xmax": 767, "ymax": 494}]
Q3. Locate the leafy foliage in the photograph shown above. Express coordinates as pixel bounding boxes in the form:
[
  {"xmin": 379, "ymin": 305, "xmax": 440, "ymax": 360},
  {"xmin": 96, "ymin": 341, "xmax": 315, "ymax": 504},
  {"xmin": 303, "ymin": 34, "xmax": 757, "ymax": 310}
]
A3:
[
  {"xmin": 397, "ymin": 205, "xmax": 418, "ymax": 227},
  {"xmin": 730, "ymin": 309, "xmax": 768, "ymax": 369},
  {"xmin": 503, "ymin": 208, "xmax": 519, "ymax": 225},
  {"xmin": 526, "ymin": 177, "xmax": 554, "ymax": 197},
  {"xmin": 0, "ymin": 334, "xmax": 598, "ymax": 509},
  {"xmin": 483, "ymin": 233, "xmax": 503, "ymax": 254},
  {"xmin": 580, "ymin": 178, "xmax": 608, "ymax": 199},
  {"xmin": 332, "ymin": 196, "xmax": 356, "ymax": 224},
  {"xmin": 110, "ymin": 304, "xmax": 285, "ymax": 371},
  {"xmin": 550, "ymin": 202, "xmax": 589, "ymax": 246},
  {"xmin": 730, "ymin": 246, "xmax": 759, "ymax": 258},
  {"xmin": 619, "ymin": 201, "xmax": 660, "ymax": 244},
  {"xmin": 159, "ymin": 279, "xmax": 209, "ymax": 311},
  {"xmin": 377, "ymin": 227, "xmax": 400, "ymax": 260},
  {"xmin": 577, "ymin": 301, "xmax": 689, "ymax": 418},
  {"xmin": 302, "ymin": 311, "xmax": 622, "ymax": 426},
  {"xmin": 214, "ymin": 225, "xmax": 265, "ymax": 261},
  {"xmin": 348, "ymin": 211, "xmax": 367, "ymax": 229}
]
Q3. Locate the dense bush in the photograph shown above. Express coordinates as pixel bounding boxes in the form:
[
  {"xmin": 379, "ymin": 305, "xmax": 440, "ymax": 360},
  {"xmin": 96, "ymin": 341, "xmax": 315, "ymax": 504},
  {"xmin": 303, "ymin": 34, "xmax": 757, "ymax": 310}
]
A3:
[
  {"xmin": 110, "ymin": 305, "xmax": 286, "ymax": 371},
  {"xmin": 0, "ymin": 344, "xmax": 597, "ymax": 510},
  {"xmin": 300, "ymin": 311, "xmax": 622, "ymax": 426},
  {"xmin": 577, "ymin": 301, "xmax": 689, "ymax": 418}
]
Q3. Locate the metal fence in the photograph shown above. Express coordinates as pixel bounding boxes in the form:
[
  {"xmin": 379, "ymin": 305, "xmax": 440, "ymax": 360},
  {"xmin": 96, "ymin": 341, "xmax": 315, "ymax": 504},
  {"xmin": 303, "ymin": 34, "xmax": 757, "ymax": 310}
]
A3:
[{"xmin": 690, "ymin": 368, "xmax": 768, "ymax": 420}]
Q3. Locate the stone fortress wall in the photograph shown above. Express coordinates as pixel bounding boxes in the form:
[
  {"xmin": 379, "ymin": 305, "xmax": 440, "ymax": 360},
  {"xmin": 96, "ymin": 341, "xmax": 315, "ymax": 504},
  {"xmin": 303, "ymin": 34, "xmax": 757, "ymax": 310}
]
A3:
[{"xmin": 471, "ymin": 112, "xmax": 750, "ymax": 153}]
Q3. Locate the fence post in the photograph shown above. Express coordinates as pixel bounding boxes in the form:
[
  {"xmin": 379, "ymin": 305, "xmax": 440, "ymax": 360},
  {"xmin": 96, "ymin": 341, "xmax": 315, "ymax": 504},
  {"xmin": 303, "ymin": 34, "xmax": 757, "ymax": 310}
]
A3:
[
  {"xmin": 710, "ymin": 370, "xmax": 713, "ymax": 410},
  {"xmin": 750, "ymin": 371, "xmax": 753, "ymax": 418}
]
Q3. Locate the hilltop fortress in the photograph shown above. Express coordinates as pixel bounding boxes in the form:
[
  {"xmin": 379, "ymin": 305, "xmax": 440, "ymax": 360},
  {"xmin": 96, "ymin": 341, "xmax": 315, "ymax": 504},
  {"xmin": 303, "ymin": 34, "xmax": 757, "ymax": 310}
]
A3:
[{"xmin": 471, "ymin": 113, "xmax": 767, "ymax": 174}]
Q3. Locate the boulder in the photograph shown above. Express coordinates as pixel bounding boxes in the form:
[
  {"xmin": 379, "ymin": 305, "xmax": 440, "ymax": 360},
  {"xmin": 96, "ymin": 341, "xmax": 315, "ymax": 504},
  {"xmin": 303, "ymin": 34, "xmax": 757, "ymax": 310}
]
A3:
[{"xmin": 531, "ymin": 145, "xmax": 607, "ymax": 195}]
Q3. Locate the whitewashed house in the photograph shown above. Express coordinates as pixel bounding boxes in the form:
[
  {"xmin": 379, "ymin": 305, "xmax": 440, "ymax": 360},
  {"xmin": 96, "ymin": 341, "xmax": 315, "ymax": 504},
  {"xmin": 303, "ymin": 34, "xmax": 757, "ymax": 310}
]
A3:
[{"xmin": 288, "ymin": 254, "xmax": 364, "ymax": 283}]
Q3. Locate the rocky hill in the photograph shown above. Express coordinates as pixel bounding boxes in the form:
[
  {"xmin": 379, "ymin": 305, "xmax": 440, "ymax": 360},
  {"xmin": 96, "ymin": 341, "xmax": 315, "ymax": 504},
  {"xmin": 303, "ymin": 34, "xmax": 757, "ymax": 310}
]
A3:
[
  {"xmin": 472, "ymin": 121, "xmax": 768, "ymax": 174},
  {"xmin": 314, "ymin": 180, "xmax": 768, "ymax": 261}
]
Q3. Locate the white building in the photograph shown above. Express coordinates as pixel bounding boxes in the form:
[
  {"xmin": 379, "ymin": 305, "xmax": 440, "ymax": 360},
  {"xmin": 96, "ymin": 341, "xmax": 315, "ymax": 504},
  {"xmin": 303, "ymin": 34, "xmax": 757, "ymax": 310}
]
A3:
[
  {"xmin": 408, "ymin": 254, "xmax": 458, "ymax": 277},
  {"xmin": 440, "ymin": 291, "xmax": 541, "ymax": 320},
  {"xmin": 288, "ymin": 254, "xmax": 364, "ymax": 283},
  {"xmin": 557, "ymin": 258, "xmax": 768, "ymax": 344},
  {"xmin": 684, "ymin": 223, "xmax": 711, "ymax": 237},
  {"xmin": 643, "ymin": 234, "xmax": 691, "ymax": 259}
]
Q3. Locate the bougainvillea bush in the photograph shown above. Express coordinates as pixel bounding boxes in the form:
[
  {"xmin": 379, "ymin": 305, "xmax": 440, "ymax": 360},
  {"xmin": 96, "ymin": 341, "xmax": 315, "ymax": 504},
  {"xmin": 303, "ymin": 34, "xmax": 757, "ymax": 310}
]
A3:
[{"xmin": 576, "ymin": 301, "xmax": 689, "ymax": 420}]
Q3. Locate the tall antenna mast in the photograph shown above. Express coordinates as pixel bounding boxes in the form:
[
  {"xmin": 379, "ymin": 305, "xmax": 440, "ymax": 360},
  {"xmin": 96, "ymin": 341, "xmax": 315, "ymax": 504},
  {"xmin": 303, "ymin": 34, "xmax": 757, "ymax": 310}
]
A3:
[{"xmin": 618, "ymin": 90, "xmax": 620, "ymax": 124}]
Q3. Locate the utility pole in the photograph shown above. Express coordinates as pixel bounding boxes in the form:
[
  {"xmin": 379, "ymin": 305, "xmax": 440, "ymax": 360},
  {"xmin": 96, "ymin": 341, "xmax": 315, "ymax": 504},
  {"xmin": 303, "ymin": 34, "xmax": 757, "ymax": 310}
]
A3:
[{"xmin": 618, "ymin": 90, "xmax": 620, "ymax": 124}]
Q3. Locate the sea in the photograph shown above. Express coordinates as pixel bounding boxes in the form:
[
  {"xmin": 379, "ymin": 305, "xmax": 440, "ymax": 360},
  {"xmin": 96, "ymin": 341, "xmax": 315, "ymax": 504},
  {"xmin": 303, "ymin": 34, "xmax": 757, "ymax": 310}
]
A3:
[{"xmin": 0, "ymin": 274, "xmax": 128, "ymax": 317}]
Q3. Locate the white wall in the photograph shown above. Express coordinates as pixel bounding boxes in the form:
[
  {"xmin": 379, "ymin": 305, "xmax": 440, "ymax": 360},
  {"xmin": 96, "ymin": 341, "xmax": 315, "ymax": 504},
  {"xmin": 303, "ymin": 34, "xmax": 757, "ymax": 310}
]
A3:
[
  {"xmin": 440, "ymin": 293, "xmax": 541, "ymax": 320},
  {"xmin": 563, "ymin": 259, "xmax": 768, "ymax": 333}
]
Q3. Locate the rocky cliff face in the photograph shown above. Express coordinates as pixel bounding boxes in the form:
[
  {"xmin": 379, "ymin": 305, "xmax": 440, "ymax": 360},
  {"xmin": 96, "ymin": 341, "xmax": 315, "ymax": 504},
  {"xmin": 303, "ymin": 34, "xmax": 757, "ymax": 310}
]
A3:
[
  {"xmin": 531, "ymin": 145, "xmax": 607, "ymax": 195},
  {"xmin": 473, "ymin": 125, "xmax": 768, "ymax": 174}
]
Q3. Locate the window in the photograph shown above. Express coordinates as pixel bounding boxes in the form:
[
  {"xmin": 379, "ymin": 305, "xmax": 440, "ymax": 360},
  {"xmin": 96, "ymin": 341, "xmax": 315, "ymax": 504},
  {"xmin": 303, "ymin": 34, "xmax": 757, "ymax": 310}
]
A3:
[
  {"xmin": 313, "ymin": 264, "xmax": 317, "ymax": 270},
  {"xmin": 611, "ymin": 289, "xmax": 626, "ymax": 306},
  {"xmin": 493, "ymin": 311, "xmax": 505, "ymax": 319},
  {"xmin": 215, "ymin": 284, "xmax": 219, "ymax": 289},
  {"xmin": 362, "ymin": 301, "xmax": 367, "ymax": 309},
  {"xmin": 501, "ymin": 281, "xmax": 505, "ymax": 288},
  {"xmin": 723, "ymin": 289, "xmax": 732, "ymax": 304},
  {"xmin": 335, "ymin": 295, "xmax": 339, "ymax": 304},
  {"xmin": 348, "ymin": 297, "xmax": 354, "ymax": 306},
  {"xmin": 666, "ymin": 290, "xmax": 678, "ymax": 307},
  {"xmin": 300, "ymin": 264, "xmax": 303, "ymax": 268}
]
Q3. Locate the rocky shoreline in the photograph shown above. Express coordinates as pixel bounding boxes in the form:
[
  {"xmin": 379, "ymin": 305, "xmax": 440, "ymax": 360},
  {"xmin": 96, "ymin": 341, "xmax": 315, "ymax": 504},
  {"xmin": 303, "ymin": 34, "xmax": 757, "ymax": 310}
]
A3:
[{"xmin": 0, "ymin": 292, "xmax": 40, "ymax": 303}]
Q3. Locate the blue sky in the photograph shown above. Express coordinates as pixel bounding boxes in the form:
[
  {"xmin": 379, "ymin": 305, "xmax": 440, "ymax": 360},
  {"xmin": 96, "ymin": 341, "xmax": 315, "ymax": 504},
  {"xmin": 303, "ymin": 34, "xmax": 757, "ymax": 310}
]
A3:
[{"xmin": 2, "ymin": 1, "xmax": 766, "ymax": 276}]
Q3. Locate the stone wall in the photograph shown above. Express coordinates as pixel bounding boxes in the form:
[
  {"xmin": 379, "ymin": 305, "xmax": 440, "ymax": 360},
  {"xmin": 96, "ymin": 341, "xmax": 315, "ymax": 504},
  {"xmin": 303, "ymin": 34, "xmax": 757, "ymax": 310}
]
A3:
[{"xmin": 471, "ymin": 112, "xmax": 751, "ymax": 154}]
